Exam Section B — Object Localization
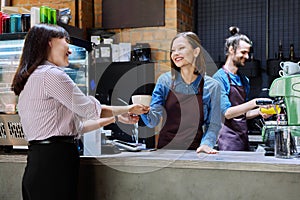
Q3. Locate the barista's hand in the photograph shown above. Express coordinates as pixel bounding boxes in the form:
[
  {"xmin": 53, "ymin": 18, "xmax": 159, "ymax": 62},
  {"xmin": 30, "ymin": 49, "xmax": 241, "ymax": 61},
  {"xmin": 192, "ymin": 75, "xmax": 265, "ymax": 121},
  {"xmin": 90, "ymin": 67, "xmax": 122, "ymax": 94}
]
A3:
[
  {"xmin": 118, "ymin": 113, "xmax": 140, "ymax": 124},
  {"xmin": 196, "ymin": 144, "xmax": 218, "ymax": 154},
  {"xmin": 258, "ymin": 108, "xmax": 273, "ymax": 119},
  {"xmin": 128, "ymin": 104, "xmax": 150, "ymax": 115}
]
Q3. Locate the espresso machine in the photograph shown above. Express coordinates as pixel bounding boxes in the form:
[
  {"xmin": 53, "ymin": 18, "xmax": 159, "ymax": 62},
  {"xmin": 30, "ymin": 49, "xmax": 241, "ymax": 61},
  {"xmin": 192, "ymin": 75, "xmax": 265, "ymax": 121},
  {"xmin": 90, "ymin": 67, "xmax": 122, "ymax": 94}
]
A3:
[{"xmin": 264, "ymin": 74, "xmax": 300, "ymax": 158}]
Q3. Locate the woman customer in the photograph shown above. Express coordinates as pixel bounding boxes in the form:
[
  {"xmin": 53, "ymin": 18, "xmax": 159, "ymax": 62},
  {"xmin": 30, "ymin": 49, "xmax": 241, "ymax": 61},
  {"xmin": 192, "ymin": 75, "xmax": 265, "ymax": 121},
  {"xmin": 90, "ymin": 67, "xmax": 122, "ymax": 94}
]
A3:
[
  {"xmin": 141, "ymin": 32, "xmax": 222, "ymax": 153},
  {"xmin": 11, "ymin": 24, "xmax": 149, "ymax": 200}
]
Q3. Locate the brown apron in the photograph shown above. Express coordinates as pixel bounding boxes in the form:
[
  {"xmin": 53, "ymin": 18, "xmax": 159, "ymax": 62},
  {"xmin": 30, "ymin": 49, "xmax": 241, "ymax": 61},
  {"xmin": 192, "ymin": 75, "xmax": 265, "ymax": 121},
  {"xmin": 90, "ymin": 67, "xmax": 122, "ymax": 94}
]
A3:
[
  {"xmin": 218, "ymin": 72, "xmax": 249, "ymax": 151},
  {"xmin": 157, "ymin": 78, "xmax": 204, "ymax": 150}
]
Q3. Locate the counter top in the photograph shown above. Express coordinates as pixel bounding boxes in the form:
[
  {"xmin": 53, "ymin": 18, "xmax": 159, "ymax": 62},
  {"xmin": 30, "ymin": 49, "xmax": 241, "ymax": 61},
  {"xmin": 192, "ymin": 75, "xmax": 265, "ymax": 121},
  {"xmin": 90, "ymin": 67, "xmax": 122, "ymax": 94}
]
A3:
[
  {"xmin": 1, "ymin": 150, "xmax": 300, "ymax": 173},
  {"xmin": 1, "ymin": 150, "xmax": 300, "ymax": 200},
  {"xmin": 80, "ymin": 150, "xmax": 300, "ymax": 173}
]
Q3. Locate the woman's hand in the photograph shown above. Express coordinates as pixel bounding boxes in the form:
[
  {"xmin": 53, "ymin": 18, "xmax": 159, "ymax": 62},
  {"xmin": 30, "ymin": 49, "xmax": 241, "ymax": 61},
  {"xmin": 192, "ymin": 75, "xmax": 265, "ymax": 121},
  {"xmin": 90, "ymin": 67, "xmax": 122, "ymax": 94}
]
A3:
[
  {"xmin": 118, "ymin": 113, "xmax": 140, "ymax": 124},
  {"xmin": 128, "ymin": 104, "xmax": 150, "ymax": 115},
  {"xmin": 196, "ymin": 144, "xmax": 218, "ymax": 154}
]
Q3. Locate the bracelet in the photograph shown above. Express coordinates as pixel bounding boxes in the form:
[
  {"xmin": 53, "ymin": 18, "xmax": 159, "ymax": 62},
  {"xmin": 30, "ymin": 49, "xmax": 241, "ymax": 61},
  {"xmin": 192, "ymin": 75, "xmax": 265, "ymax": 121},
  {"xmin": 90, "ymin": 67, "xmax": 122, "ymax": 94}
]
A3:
[{"xmin": 114, "ymin": 115, "xmax": 118, "ymax": 123}]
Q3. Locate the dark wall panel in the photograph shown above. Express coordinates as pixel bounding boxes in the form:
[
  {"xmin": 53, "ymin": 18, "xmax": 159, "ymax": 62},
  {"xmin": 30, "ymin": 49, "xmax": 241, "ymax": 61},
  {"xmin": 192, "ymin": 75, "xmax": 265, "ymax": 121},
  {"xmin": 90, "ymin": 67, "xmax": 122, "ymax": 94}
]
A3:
[
  {"xmin": 268, "ymin": 0, "xmax": 300, "ymax": 61},
  {"xmin": 196, "ymin": 0, "xmax": 300, "ymax": 68},
  {"xmin": 196, "ymin": 0, "xmax": 267, "ymax": 67},
  {"xmin": 102, "ymin": 0, "xmax": 165, "ymax": 29}
]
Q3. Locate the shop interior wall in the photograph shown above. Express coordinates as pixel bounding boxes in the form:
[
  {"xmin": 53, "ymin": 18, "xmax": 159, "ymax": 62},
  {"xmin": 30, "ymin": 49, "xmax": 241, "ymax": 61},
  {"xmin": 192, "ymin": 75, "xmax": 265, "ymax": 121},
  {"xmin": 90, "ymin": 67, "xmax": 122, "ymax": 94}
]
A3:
[{"xmin": 10, "ymin": 0, "xmax": 194, "ymax": 80}]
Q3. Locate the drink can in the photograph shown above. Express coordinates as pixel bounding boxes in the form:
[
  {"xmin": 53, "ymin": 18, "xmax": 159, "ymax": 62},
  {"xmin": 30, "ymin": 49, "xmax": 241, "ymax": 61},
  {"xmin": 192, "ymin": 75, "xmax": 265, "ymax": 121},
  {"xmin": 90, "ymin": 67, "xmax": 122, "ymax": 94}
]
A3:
[
  {"xmin": 10, "ymin": 14, "xmax": 22, "ymax": 33},
  {"xmin": 47, "ymin": 7, "xmax": 51, "ymax": 23},
  {"xmin": 0, "ymin": 12, "xmax": 2, "ymax": 34},
  {"xmin": 2, "ymin": 15, "xmax": 10, "ymax": 33},
  {"xmin": 40, "ymin": 6, "xmax": 49, "ymax": 23},
  {"xmin": 50, "ymin": 9, "xmax": 57, "ymax": 24},
  {"xmin": 21, "ymin": 14, "xmax": 31, "ymax": 32}
]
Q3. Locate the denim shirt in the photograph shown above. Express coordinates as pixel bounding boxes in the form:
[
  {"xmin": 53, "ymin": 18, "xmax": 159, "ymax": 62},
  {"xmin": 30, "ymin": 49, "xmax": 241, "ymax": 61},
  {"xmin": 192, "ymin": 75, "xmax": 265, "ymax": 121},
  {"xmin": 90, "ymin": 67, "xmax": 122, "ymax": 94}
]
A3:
[
  {"xmin": 141, "ymin": 71, "xmax": 222, "ymax": 148},
  {"xmin": 212, "ymin": 68, "xmax": 250, "ymax": 115}
]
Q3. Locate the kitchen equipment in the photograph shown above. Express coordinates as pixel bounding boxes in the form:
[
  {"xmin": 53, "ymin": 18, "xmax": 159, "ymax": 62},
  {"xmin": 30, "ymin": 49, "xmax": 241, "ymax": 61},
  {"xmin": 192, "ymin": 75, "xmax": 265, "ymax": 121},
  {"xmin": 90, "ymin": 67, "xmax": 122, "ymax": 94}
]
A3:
[
  {"xmin": 269, "ymin": 74, "xmax": 300, "ymax": 125},
  {"xmin": 0, "ymin": 114, "xmax": 27, "ymax": 150},
  {"xmin": 261, "ymin": 114, "xmax": 287, "ymax": 148},
  {"xmin": 267, "ymin": 74, "xmax": 300, "ymax": 158},
  {"xmin": 274, "ymin": 126, "xmax": 298, "ymax": 158},
  {"xmin": 132, "ymin": 43, "xmax": 151, "ymax": 62},
  {"xmin": 89, "ymin": 60, "xmax": 155, "ymax": 148}
]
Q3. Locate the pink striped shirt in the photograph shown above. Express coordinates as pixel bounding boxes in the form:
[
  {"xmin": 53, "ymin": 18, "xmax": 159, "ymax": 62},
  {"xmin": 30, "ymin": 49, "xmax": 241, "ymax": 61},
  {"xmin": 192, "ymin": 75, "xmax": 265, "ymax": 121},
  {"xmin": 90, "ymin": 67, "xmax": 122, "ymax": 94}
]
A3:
[{"xmin": 18, "ymin": 61, "xmax": 102, "ymax": 141}]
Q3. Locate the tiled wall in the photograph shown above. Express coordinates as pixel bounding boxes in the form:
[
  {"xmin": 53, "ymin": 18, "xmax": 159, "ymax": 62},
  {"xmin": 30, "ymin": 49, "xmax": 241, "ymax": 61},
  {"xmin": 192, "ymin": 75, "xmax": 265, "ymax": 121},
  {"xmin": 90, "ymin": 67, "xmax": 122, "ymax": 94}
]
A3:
[{"xmin": 11, "ymin": 0, "xmax": 194, "ymax": 80}]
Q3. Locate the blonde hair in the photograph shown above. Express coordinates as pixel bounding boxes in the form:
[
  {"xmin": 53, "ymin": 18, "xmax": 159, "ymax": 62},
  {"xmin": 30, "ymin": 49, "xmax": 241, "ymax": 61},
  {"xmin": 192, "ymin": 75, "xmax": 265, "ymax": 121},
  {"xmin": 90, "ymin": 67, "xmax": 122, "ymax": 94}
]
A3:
[{"xmin": 170, "ymin": 32, "xmax": 206, "ymax": 80}]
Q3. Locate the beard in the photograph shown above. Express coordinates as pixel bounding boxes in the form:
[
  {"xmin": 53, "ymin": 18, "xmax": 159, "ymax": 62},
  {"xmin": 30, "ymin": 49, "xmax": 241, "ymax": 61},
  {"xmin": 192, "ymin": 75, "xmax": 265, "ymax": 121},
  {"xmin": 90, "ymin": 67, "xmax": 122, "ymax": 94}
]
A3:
[{"xmin": 233, "ymin": 58, "xmax": 245, "ymax": 68}]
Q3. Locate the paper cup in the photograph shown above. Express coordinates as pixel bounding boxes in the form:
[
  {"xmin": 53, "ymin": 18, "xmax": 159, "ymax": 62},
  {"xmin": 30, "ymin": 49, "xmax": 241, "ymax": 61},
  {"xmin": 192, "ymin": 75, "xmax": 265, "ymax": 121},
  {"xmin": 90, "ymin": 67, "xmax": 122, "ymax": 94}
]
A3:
[{"xmin": 131, "ymin": 95, "xmax": 152, "ymax": 106}]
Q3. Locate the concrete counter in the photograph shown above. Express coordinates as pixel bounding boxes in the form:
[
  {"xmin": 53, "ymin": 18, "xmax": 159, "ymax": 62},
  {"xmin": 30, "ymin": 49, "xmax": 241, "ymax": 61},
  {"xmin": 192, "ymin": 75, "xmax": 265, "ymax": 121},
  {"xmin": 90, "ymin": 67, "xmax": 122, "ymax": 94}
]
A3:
[{"xmin": 1, "ymin": 150, "xmax": 300, "ymax": 200}]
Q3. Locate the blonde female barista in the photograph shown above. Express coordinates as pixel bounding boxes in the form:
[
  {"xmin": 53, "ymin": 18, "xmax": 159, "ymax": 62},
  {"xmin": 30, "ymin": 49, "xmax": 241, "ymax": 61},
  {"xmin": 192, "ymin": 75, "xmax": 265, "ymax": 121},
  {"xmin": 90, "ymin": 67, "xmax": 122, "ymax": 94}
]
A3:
[{"xmin": 141, "ymin": 32, "xmax": 222, "ymax": 153}]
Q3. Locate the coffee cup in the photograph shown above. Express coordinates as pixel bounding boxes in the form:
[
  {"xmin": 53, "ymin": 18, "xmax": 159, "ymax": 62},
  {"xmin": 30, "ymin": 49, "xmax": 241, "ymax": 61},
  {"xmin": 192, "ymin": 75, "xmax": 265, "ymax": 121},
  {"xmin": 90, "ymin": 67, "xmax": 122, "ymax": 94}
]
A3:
[
  {"xmin": 279, "ymin": 61, "xmax": 300, "ymax": 76},
  {"xmin": 131, "ymin": 95, "xmax": 152, "ymax": 106},
  {"xmin": 279, "ymin": 69, "xmax": 286, "ymax": 77}
]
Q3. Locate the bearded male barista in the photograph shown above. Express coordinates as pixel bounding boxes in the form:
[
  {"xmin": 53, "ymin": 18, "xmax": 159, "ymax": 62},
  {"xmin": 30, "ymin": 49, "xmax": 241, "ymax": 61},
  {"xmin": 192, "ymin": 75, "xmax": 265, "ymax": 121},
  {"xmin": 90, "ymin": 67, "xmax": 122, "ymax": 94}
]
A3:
[{"xmin": 213, "ymin": 27, "xmax": 272, "ymax": 151}]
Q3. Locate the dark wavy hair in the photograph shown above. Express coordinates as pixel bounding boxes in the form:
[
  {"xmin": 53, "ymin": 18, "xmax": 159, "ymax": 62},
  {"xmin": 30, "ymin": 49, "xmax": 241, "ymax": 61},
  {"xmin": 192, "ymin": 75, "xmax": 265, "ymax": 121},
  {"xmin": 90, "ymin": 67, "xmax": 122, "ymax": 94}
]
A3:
[
  {"xmin": 170, "ymin": 32, "xmax": 206, "ymax": 80},
  {"xmin": 11, "ymin": 24, "xmax": 70, "ymax": 95}
]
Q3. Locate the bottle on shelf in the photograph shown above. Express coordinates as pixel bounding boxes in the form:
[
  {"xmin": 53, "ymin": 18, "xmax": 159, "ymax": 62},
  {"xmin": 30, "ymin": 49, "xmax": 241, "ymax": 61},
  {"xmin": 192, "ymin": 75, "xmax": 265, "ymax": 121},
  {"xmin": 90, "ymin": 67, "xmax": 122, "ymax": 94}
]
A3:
[
  {"xmin": 289, "ymin": 43, "xmax": 295, "ymax": 61},
  {"xmin": 278, "ymin": 40, "xmax": 284, "ymax": 60}
]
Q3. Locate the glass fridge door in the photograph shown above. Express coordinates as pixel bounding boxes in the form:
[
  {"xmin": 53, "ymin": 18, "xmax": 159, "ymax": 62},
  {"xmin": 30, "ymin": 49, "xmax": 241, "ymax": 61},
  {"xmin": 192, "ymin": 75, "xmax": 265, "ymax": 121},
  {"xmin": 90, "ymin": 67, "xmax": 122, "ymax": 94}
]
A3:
[
  {"xmin": 0, "ymin": 39, "xmax": 23, "ymax": 113},
  {"xmin": 0, "ymin": 38, "xmax": 89, "ymax": 113},
  {"xmin": 64, "ymin": 44, "xmax": 88, "ymax": 95}
]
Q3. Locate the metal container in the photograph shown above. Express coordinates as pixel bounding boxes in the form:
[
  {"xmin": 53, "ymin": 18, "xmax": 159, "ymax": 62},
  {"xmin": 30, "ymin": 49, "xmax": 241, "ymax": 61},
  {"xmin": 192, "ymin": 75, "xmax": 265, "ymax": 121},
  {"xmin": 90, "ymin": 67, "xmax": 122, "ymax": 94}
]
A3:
[
  {"xmin": 40, "ymin": 6, "xmax": 49, "ymax": 23},
  {"xmin": 1, "ymin": 15, "xmax": 10, "ymax": 33},
  {"xmin": 50, "ymin": 9, "xmax": 56, "ymax": 24},
  {"xmin": 10, "ymin": 14, "xmax": 22, "ymax": 33},
  {"xmin": 275, "ymin": 126, "xmax": 298, "ymax": 158},
  {"xmin": 21, "ymin": 13, "xmax": 30, "ymax": 32}
]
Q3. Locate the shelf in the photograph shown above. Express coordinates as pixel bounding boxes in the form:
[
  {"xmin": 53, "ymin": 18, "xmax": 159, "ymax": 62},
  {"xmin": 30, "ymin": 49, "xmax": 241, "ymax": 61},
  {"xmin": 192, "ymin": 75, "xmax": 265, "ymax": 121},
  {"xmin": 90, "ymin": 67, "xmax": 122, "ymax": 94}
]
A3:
[
  {"xmin": 0, "ymin": 28, "xmax": 93, "ymax": 53},
  {"xmin": 0, "ymin": 33, "xmax": 27, "ymax": 41}
]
